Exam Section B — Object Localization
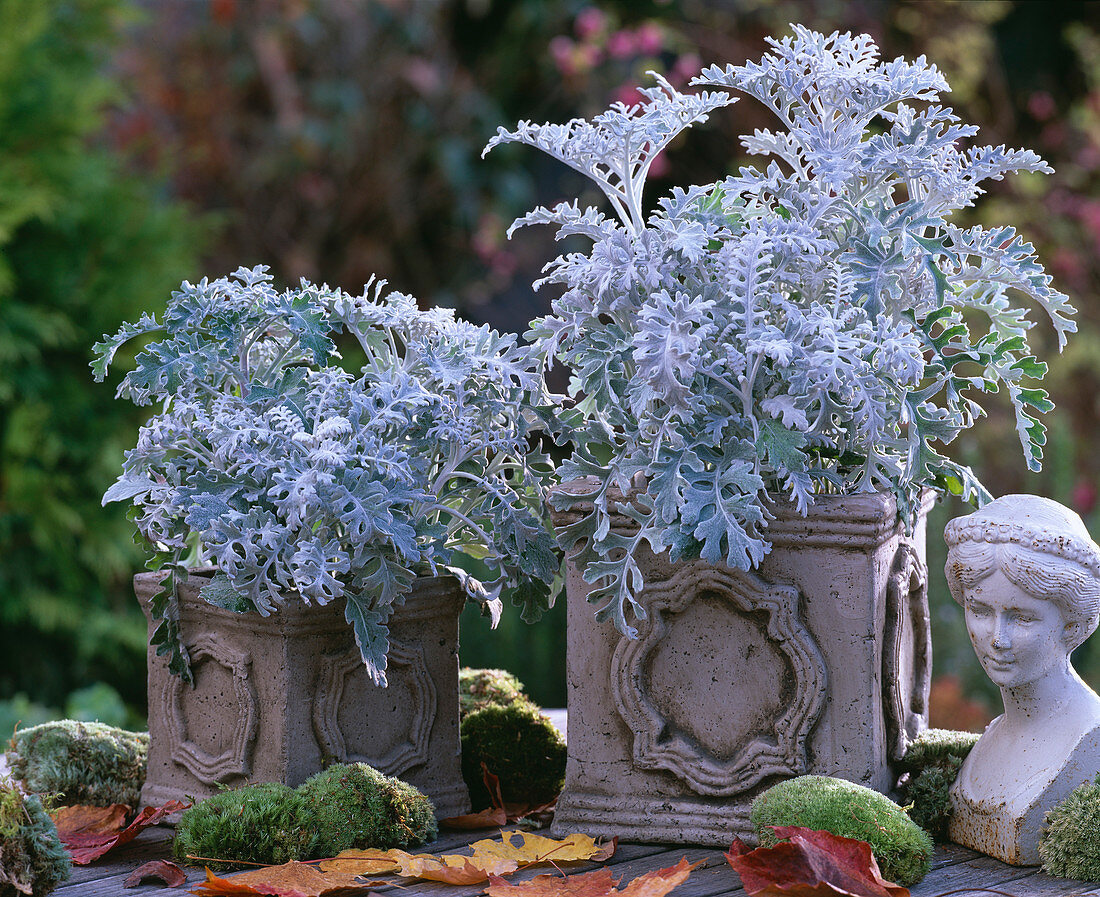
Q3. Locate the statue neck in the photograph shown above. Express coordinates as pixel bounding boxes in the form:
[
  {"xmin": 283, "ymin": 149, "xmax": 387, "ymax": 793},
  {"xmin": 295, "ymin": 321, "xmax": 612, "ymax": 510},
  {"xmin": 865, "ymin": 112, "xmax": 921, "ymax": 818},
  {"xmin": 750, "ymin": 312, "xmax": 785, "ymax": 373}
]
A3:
[{"xmin": 1000, "ymin": 660, "xmax": 1085, "ymax": 725}]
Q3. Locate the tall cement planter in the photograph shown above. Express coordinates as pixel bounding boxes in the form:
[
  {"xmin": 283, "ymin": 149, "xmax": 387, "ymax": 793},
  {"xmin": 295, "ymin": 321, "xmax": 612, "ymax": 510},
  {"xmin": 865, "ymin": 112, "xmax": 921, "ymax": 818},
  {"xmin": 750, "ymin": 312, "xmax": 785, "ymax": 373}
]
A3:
[
  {"xmin": 135, "ymin": 570, "xmax": 470, "ymax": 818},
  {"xmin": 550, "ymin": 489, "xmax": 933, "ymax": 846}
]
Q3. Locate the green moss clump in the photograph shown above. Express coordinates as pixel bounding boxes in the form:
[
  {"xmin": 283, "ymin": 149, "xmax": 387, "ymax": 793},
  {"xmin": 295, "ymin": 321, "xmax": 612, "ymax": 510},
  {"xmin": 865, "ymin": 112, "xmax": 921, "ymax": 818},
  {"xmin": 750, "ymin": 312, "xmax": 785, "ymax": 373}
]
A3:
[
  {"xmin": 173, "ymin": 764, "xmax": 437, "ymax": 868},
  {"xmin": 896, "ymin": 729, "xmax": 980, "ymax": 776},
  {"xmin": 1039, "ymin": 775, "xmax": 1100, "ymax": 880},
  {"xmin": 460, "ymin": 702, "xmax": 566, "ymax": 810},
  {"xmin": 459, "ymin": 668, "xmax": 529, "ymax": 719},
  {"xmin": 296, "ymin": 763, "xmax": 437, "ymax": 856},
  {"xmin": 895, "ymin": 729, "xmax": 979, "ymax": 840},
  {"xmin": 0, "ymin": 782, "xmax": 71, "ymax": 897},
  {"xmin": 903, "ymin": 757, "xmax": 965, "ymax": 839},
  {"xmin": 751, "ymin": 775, "xmax": 933, "ymax": 886},
  {"xmin": 7, "ymin": 720, "xmax": 148, "ymax": 808},
  {"xmin": 173, "ymin": 783, "xmax": 318, "ymax": 870}
]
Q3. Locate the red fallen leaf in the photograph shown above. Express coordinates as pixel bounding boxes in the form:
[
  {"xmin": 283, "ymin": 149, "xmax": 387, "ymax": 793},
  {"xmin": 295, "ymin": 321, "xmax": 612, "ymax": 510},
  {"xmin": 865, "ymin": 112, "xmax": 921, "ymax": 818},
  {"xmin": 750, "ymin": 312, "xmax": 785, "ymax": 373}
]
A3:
[
  {"xmin": 124, "ymin": 859, "xmax": 188, "ymax": 888},
  {"xmin": 725, "ymin": 827, "xmax": 909, "ymax": 897},
  {"xmin": 484, "ymin": 857, "xmax": 701, "ymax": 897},
  {"xmin": 58, "ymin": 800, "xmax": 190, "ymax": 864}
]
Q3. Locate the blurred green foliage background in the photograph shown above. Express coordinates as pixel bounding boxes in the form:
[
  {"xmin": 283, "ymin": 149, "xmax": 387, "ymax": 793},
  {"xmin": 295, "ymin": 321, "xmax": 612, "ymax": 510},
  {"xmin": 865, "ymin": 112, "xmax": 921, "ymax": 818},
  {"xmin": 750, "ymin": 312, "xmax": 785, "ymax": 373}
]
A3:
[{"xmin": 2, "ymin": 0, "xmax": 1099, "ymax": 727}]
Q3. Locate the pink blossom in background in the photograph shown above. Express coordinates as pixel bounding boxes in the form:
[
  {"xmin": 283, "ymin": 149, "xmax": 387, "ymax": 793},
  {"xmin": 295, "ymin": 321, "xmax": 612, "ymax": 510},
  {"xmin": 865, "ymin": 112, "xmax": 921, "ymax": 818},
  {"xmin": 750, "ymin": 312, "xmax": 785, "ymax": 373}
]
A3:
[
  {"xmin": 1076, "ymin": 198, "xmax": 1100, "ymax": 252},
  {"xmin": 1050, "ymin": 247, "xmax": 1087, "ymax": 290},
  {"xmin": 1074, "ymin": 144, "xmax": 1100, "ymax": 171},
  {"xmin": 635, "ymin": 22, "xmax": 664, "ymax": 56},
  {"xmin": 549, "ymin": 35, "xmax": 575, "ymax": 76},
  {"xmin": 648, "ymin": 153, "xmax": 671, "ymax": 179},
  {"xmin": 577, "ymin": 42, "xmax": 601, "ymax": 71},
  {"xmin": 1041, "ymin": 121, "xmax": 1068, "ymax": 150},
  {"xmin": 614, "ymin": 82, "xmax": 640, "ymax": 107},
  {"xmin": 472, "ymin": 214, "xmax": 517, "ymax": 279},
  {"xmin": 671, "ymin": 53, "xmax": 701, "ymax": 85},
  {"xmin": 1027, "ymin": 90, "xmax": 1057, "ymax": 121},
  {"xmin": 607, "ymin": 29, "xmax": 636, "ymax": 59},
  {"xmin": 1072, "ymin": 479, "xmax": 1098, "ymax": 517},
  {"xmin": 403, "ymin": 58, "xmax": 441, "ymax": 96},
  {"xmin": 575, "ymin": 7, "xmax": 606, "ymax": 41}
]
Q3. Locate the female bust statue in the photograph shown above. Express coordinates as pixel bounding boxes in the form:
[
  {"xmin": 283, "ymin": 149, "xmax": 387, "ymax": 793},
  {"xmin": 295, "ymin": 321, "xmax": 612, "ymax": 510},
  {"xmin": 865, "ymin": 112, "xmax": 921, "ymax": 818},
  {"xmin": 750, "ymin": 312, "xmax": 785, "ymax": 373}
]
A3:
[{"xmin": 944, "ymin": 494, "xmax": 1100, "ymax": 865}]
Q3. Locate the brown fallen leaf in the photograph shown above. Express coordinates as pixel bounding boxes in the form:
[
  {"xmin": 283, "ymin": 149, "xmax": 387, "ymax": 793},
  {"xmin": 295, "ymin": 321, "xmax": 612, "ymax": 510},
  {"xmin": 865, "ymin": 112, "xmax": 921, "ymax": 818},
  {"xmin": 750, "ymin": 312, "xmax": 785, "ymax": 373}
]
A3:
[
  {"xmin": 726, "ymin": 826, "xmax": 909, "ymax": 897},
  {"xmin": 484, "ymin": 857, "xmax": 702, "ymax": 897},
  {"xmin": 52, "ymin": 803, "xmax": 130, "ymax": 837},
  {"xmin": 590, "ymin": 837, "xmax": 618, "ymax": 863},
  {"xmin": 57, "ymin": 800, "xmax": 190, "ymax": 864},
  {"xmin": 485, "ymin": 867, "xmax": 619, "ymax": 897},
  {"xmin": 316, "ymin": 849, "xmax": 400, "ymax": 876},
  {"xmin": 442, "ymin": 764, "xmax": 545, "ymax": 829},
  {"xmin": 189, "ymin": 862, "xmax": 371, "ymax": 896},
  {"xmin": 618, "ymin": 858, "xmax": 701, "ymax": 897},
  {"xmin": 439, "ymin": 805, "xmax": 509, "ymax": 830},
  {"xmin": 124, "ymin": 859, "xmax": 188, "ymax": 888}
]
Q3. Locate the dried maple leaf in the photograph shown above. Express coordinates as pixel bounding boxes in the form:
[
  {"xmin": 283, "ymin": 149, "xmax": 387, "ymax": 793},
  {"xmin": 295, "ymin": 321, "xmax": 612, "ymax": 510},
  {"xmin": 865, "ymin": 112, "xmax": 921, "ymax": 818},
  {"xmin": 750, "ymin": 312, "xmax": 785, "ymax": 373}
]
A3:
[
  {"xmin": 484, "ymin": 857, "xmax": 701, "ymax": 897},
  {"xmin": 56, "ymin": 800, "xmax": 190, "ymax": 864},
  {"xmin": 471, "ymin": 831, "xmax": 606, "ymax": 867},
  {"xmin": 725, "ymin": 827, "xmax": 909, "ymax": 897},
  {"xmin": 385, "ymin": 848, "xmax": 520, "ymax": 884},
  {"xmin": 124, "ymin": 859, "xmax": 188, "ymax": 888},
  {"xmin": 189, "ymin": 862, "xmax": 371, "ymax": 896},
  {"xmin": 317, "ymin": 831, "xmax": 612, "ymax": 886}
]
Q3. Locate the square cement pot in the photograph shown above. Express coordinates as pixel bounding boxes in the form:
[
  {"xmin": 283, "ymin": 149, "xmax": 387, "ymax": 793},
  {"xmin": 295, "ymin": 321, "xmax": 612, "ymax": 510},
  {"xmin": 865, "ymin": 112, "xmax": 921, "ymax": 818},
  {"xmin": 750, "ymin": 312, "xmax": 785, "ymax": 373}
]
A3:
[
  {"xmin": 549, "ymin": 489, "xmax": 933, "ymax": 845},
  {"xmin": 136, "ymin": 570, "xmax": 470, "ymax": 818}
]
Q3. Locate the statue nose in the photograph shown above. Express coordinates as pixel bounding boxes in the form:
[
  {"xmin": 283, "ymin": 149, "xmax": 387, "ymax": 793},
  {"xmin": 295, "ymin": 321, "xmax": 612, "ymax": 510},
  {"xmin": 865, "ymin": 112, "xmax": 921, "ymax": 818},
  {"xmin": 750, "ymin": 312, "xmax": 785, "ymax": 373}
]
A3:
[{"xmin": 991, "ymin": 614, "xmax": 1012, "ymax": 648}]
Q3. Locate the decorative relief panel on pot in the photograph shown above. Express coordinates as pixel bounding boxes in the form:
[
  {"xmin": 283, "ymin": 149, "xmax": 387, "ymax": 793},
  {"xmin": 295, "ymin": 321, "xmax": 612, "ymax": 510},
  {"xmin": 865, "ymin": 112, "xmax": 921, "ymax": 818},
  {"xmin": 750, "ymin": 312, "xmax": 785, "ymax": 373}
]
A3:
[
  {"xmin": 312, "ymin": 640, "xmax": 436, "ymax": 777},
  {"xmin": 883, "ymin": 541, "xmax": 932, "ymax": 761},
  {"xmin": 163, "ymin": 634, "xmax": 259, "ymax": 784},
  {"xmin": 611, "ymin": 562, "xmax": 827, "ymax": 796}
]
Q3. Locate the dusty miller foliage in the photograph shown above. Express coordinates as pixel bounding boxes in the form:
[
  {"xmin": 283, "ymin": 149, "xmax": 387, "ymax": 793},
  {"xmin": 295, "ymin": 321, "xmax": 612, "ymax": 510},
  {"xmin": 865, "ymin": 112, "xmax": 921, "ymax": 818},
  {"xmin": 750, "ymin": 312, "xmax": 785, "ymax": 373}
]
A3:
[
  {"xmin": 485, "ymin": 26, "xmax": 1075, "ymax": 637},
  {"xmin": 93, "ymin": 267, "xmax": 559, "ymax": 685}
]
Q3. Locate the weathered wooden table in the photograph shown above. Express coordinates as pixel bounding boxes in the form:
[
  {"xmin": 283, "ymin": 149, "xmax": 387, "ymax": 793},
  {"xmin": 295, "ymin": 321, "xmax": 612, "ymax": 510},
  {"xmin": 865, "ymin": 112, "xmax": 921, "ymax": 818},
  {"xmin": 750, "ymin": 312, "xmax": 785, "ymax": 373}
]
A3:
[{"xmin": 55, "ymin": 823, "xmax": 1100, "ymax": 897}]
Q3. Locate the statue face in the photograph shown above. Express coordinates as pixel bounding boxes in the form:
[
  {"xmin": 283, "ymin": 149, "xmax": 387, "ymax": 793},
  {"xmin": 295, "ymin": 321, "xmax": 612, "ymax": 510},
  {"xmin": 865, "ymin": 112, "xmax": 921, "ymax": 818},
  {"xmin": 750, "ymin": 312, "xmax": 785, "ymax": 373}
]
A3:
[{"xmin": 963, "ymin": 568, "xmax": 1070, "ymax": 689}]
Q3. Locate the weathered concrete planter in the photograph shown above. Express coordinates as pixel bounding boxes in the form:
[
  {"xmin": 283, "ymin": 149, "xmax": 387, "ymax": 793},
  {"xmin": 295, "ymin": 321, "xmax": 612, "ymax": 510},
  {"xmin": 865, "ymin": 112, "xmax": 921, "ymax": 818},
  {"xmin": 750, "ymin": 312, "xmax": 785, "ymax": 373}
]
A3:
[
  {"xmin": 135, "ymin": 570, "xmax": 469, "ymax": 818},
  {"xmin": 549, "ymin": 488, "xmax": 934, "ymax": 846}
]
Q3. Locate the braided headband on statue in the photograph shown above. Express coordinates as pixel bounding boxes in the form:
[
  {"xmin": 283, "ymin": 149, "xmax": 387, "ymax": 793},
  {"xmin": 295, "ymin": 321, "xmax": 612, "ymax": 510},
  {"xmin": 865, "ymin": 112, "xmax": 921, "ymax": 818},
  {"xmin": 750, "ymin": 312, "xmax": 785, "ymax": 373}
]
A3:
[{"xmin": 944, "ymin": 495, "xmax": 1100, "ymax": 578}]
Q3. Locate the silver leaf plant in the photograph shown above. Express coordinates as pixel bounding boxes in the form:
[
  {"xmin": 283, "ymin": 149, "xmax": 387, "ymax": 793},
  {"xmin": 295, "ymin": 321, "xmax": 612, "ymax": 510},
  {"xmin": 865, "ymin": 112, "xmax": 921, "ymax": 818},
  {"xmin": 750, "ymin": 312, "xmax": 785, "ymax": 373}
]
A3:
[
  {"xmin": 94, "ymin": 266, "xmax": 561, "ymax": 685},
  {"xmin": 485, "ymin": 26, "xmax": 1075, "ymax": 638}
]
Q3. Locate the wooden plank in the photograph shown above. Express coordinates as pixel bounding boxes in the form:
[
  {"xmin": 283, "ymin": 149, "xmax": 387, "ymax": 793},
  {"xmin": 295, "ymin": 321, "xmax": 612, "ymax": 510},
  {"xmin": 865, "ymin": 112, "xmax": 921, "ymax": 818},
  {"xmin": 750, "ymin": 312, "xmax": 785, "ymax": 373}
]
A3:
[
  {"xmin": 64, "ymin": 827, "xmax": 175, "ymax": 884},
  {"xmin": 910, "ymin": 853, "xmax": 1090, "ymax": 897},
  {"xmin": 53, "ymin": 825, "xmax": 1100, "ymax": 897},
  {"xmin": 931, "ymin": 842, "xmax": 985, "ymax": 870}
]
